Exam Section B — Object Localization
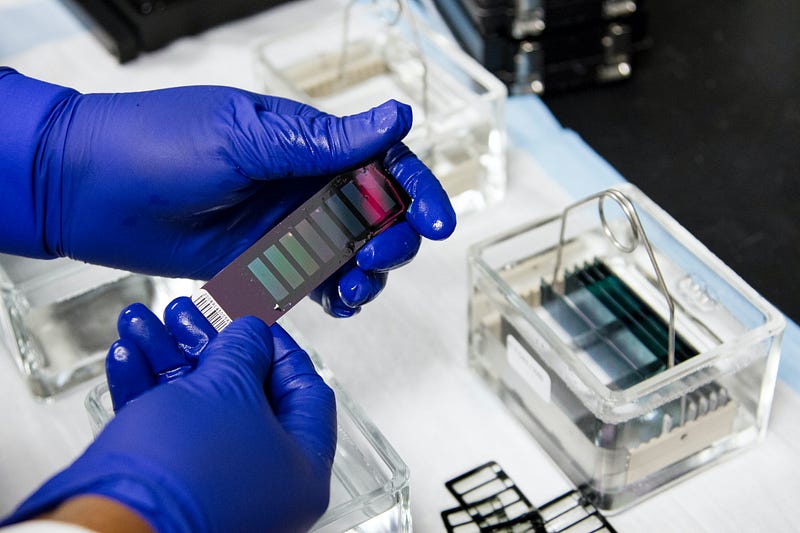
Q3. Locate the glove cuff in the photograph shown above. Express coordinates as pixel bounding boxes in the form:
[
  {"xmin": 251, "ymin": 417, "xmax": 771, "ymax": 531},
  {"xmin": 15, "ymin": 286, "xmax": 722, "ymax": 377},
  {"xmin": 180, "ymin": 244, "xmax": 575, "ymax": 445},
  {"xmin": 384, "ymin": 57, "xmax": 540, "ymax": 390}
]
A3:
[
  {"xmin": 1, "ymin": 452, "xmax": 207, "ymax": 533},
  {"xmin": 0, "ymin": 68, "xmax": 78, "ymax": 258}
]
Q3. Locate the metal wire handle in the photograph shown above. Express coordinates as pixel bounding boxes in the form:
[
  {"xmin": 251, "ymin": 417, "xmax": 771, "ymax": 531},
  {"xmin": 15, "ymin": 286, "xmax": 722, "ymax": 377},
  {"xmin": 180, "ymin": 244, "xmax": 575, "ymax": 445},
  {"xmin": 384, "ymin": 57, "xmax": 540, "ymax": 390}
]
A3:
[
  {"xmin": 551, "ymin": 189, "xmax": 677, "ymax": 369},
  {"xmin": 338, "ymin": 0, "xmax": 430, "ymax": 117}
]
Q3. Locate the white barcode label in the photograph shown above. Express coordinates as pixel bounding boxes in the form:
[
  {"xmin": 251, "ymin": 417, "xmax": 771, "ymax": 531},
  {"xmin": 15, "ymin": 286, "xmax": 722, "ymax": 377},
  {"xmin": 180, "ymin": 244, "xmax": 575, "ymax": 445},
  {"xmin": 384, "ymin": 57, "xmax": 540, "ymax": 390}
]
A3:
[
  {"xmin": 192, "ymin": 289, "xmax": 232, "ymax": 332},
  {"xmin": 506, "ymin": 334, "xmax": 551, "ymax": 403}
]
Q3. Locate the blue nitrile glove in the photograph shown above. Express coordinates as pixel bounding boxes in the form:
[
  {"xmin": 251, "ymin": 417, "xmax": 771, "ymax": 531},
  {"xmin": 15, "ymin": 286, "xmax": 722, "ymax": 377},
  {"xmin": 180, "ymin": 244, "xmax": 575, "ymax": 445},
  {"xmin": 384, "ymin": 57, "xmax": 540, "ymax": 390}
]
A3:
[
  {"xmin": 0, "ymin": 67, "xmax": 456, "ymax": 317},
  {"xmin": 108, "ymin": 296, "xmax": 217, "ymax": 411},
  {"xmin": 2, "ymin": 302, "xmax": 337, "ymax": 532}
]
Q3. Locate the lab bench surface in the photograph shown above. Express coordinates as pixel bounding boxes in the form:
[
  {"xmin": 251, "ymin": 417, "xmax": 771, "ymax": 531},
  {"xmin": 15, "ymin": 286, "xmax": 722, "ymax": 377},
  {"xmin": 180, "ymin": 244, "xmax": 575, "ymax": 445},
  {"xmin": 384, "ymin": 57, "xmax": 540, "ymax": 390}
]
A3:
[{"xmin": 2, "ymin": 0, "xmax": 800, "ymax": 531}]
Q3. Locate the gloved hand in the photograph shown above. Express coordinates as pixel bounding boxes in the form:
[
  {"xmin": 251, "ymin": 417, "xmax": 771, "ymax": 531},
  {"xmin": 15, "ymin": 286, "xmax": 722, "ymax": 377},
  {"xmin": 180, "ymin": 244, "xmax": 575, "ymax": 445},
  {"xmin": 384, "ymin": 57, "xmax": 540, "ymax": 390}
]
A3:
[
  {"xmin": 0, "ymin": 67, "xmax": 457, "ymax": 317},
  {"xmin": 2, "ymin": 298, "xmax": 337, "ymax": 532},
  {"xmin": 108, "ymin": 296, "xmax": 221, "ymax": 410}
]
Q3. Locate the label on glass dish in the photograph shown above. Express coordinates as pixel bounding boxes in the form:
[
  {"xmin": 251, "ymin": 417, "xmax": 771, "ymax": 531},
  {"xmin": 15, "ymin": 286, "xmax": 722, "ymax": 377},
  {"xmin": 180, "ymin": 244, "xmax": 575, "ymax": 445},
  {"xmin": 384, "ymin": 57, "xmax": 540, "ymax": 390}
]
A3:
[{"xmin": 506, "ymin": 333, "xmax": 551, "ymax": 403}]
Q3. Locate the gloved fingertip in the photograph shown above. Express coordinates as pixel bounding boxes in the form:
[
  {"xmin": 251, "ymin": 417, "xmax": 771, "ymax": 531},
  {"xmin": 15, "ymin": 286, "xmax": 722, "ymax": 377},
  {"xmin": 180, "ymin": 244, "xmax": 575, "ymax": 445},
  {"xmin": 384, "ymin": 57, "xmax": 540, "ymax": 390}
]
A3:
[
  {"xmin": 164, "ymin": 296, "xmax": 217, "ymax": 359},
  {"xmin": 407, "ymin": 189, "xmax": 458, "ymax": 241},
  {"xmin": 356, "ymin": 222, "xmax": 421, "ymax": 271},
  {"xmin": 269, "ymin": 323, "xmax": 293, "ymax": 343},
  {"xmin": 117, "ymin": 302, "xmax": 155, "ymax": 336},
  {"xmin": 338, "ymin": 268, "xmax": 371, "ymax": 307},
  {"xmin": 383, "ymin": 144, "xmax": 458, "ymax": 241},
  {"xmin": 219, "ymin": 316, "xmax": 272, "ymax": 346},
  {"xmin": 207, "ymin": 316, "xmax": 274, "ymax": 380},
  {"xmin": 117, "ymin": 301, "xmax": 191, "ymax": 375},
  {"xmin": 354, "ymin": 244, "xmax": 376, "ymax": 270},
  {"xmin": 106, "ymin": 339, "xmax": 156, "ymax": 412},
  {"xmin": 165, "ymin": 295, "xmax": 195, "ymax": 315},
  {"xmin": 236, "ymin": 314, "xmax": 272, "ymax": 334},
  {"xmin": 310, "ymin": 280, "xmax": 361, "ymax": 317},
  {"xmin": 269, "ymin": 324, "xmax": 308, "ymax": 364},
  {"xmin": 338, "ymin": 268, "xmax": 387, "ymax": 308},
  {"xmin": 117, "ymin": 303, "xmax": 171, "ymax": 349},
  {"xmin": 372, "ymin": 99, "xmax": 412, "ymax": 134},
  {"xmin": 340, "ymin": 100, "xmax": 412, "ymax": 154},
  {"xmin": 328, "ymin": 300, "xmax": 361, "ymax": 318}
]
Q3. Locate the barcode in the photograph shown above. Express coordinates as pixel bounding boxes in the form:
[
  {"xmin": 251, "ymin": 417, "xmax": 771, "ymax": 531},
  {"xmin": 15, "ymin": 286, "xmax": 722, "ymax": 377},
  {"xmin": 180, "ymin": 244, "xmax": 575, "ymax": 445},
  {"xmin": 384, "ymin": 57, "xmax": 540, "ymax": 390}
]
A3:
[{"xmin": 192, "ymin": 289, "xmax": 232, "ymax": 332}]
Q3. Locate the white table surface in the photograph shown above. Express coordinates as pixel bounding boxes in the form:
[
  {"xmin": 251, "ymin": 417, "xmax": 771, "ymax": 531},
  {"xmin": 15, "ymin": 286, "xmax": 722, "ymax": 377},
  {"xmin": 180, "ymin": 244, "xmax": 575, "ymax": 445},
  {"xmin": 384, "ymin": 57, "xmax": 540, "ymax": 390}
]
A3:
[{"xmin": 2, "ymin": 0, "xmax": 799, "ymax": 531}]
